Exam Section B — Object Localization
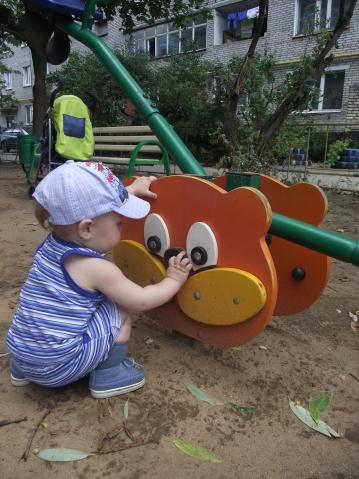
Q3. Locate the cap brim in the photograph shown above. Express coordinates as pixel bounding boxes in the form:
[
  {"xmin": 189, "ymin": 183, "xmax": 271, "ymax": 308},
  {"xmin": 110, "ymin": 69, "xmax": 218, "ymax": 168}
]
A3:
[{"xmin": 117, "ymin": 193, "xmax": 150, "ymax": 219}]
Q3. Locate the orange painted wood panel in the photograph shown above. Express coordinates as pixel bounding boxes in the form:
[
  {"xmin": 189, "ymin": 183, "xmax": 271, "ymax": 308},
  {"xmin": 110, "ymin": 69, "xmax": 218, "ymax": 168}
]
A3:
[{"xmin": 259, "ymin": 174, "xmax": 331, "ymax": 316}]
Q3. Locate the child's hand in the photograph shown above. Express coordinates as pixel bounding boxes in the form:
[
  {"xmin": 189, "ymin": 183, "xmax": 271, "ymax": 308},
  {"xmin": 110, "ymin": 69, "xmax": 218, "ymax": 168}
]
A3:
[
  {"xmin": 127, "ymin": 176, "xmax": 158, "ymax": 199},
  {"xmin": 166, "ymin": 251, "xmax": 192, "ymax": 287}
]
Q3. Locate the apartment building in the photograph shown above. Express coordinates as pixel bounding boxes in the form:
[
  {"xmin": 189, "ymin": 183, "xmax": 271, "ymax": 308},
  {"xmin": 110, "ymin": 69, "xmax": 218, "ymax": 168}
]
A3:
[{"xmin": 1, "ymin": 0, "xmax": 358, "ymax": 129}]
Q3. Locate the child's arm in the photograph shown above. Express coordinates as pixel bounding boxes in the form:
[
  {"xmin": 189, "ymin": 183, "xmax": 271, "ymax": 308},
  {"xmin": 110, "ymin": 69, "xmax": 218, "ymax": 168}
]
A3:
[
  {"xmin": 126, "ymin": 176, "xmax": 158, "ymax": 199},
  {"xmin": 65, "ymin": 251, "xmax": 192, "ymax": 312}
]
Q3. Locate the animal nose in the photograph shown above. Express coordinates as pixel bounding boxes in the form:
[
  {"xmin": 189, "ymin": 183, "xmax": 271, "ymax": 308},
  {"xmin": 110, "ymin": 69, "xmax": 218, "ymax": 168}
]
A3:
[{"xmin": 163, "ymin": 247, "xmax": 188, "ymax": 267}]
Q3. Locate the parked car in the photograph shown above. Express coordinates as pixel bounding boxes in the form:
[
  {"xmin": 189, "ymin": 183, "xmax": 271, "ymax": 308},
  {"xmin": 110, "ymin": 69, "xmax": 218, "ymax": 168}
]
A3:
[{"xmin": 0, "ymin": 127, "xmax": 32, "ymax": 152}]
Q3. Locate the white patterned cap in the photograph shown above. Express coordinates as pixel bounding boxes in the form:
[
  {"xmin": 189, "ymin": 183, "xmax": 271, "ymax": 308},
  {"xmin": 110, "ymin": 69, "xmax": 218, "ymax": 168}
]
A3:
[{"xmin": 33, "ymin": 160, "xmax": 150, "ymax": 225}]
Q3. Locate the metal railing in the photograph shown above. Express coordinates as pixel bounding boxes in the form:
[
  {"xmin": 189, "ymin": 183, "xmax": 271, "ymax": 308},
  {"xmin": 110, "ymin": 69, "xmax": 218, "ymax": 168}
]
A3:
[{"xmin": 295, "ymin": 122, "xmax": 359, "ymax": 172}]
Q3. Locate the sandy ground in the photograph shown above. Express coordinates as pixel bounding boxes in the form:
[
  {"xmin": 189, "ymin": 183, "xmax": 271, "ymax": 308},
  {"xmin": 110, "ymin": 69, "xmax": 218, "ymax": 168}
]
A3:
[{"xmin": 0, "ymin": 160, "xmax": 358, "ymax": 479}]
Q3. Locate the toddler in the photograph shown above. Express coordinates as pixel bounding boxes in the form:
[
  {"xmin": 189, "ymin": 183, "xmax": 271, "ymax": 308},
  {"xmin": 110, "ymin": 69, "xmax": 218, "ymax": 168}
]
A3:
[{"xmin": 7, "ymin": 161, "xmax": 192, "ymax": 398}]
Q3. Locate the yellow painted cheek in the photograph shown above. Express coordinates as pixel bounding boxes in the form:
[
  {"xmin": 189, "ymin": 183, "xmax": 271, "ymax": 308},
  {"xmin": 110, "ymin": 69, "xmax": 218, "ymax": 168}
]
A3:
[
  {"xmin": 113, "ymin": 240, "xmax": 166, "ymax": 287},
  {"xmin": 177, "ymin": 268, "xmax": 267, "ymax": 326}
]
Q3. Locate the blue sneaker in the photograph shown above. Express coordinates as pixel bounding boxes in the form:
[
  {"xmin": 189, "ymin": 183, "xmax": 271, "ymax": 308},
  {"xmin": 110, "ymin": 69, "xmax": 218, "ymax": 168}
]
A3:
[
  {"xmin": 10, "ymin": 359, "xmax": 31, "ymax": 387},
  {"xmin": 89, "ymin": 358, "xmax": 145, "ymax": 399}
]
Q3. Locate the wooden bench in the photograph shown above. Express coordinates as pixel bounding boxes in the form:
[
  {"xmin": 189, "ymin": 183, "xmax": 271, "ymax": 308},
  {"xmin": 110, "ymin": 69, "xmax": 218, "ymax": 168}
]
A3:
[{"xmin": 92, "ymin": 125, "xmax": 171, "ymax": 177}]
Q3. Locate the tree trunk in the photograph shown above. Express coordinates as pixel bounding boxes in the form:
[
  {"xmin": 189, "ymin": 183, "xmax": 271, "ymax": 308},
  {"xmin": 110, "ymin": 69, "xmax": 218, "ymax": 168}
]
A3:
[
  {"xmin": 221, "ymin": 0, "xmax": 267, "ymax": 155},
  {"xmin": 0, "ymin": 5, "xmax": 54, "ymax": 138},
  {"xmin": 30, "ymin": 49, "xmax": 49, "ymax": 138},
  {"xmin": 19, "ymin": 9, "xmax": 54, "ymax": 138}
]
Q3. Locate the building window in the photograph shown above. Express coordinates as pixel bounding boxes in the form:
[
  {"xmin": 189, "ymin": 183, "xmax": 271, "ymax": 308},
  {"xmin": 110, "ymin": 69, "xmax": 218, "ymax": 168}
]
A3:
[
  {"xmin": 23, "ymin": 66, "xmax": 32, "ymax": 86},
  {"xmin": 311, "ymin": 68, "xmax": 346, "ymax": 111},
  {"xmin": 96, "ymin": 20, "xmax": 108, "ymax": 37},
  {"xmin": 25, "ymin": 105, "xmax": 33, "ymax": 124},
  {"xmin": 214, "ymin": 1, "xmax": 267, "ymax": 46},
  {"xmin": 4, "ymin": 71, "xmax": 12, "ymax": 89},
  {"xmin": 295, "ymin": 0, "xmax": 351, "ymax": 35},
  {"xmin": 125, "ymin": 15, "xmax": 207, "ymax": 57},
  {"xmin": 6, "ymin": 116, "xmax": 14, "ymax": 128}
]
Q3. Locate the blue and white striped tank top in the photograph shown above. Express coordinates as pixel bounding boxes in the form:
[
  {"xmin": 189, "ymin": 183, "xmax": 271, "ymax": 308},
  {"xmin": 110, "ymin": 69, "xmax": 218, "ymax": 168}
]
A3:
[{"xmin": 7, "ymin": 234, "xmax": 113, "ymax": 365}]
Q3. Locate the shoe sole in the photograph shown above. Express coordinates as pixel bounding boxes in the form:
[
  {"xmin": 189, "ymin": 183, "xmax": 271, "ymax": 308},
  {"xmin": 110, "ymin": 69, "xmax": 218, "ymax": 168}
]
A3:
[
  {"xmin": 90, "ymin": 378, "xmax": 145, "ymax": 399},
  {"xmin": 11, "ymin": 374, "xmax": 31, "ymax": 387}
]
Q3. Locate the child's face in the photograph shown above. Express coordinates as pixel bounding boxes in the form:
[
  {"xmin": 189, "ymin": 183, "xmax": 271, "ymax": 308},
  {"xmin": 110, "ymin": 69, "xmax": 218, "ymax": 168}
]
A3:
[{"xmin": 90, "ymin": 211, "xmax": 123, "ymax": 254}]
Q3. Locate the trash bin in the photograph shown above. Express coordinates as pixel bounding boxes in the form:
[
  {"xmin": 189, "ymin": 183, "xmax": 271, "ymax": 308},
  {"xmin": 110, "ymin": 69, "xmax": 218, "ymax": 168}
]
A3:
[{"xmin": 17, "ymin": 134, "xmax": 38, "ymax": 165}]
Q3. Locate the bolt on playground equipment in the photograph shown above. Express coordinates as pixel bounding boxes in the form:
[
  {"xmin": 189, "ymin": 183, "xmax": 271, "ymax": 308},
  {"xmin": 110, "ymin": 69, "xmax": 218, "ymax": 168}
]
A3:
[{"xmin": 30, "ymin": 0, "xmax": 359, "ymax": 347}]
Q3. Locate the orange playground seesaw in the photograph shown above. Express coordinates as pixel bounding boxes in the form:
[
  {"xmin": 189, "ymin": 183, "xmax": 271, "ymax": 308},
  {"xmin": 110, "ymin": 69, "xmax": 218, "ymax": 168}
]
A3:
[{"xmin": 113, "ymin": 173, "xmax": 358, "ymax": 348}]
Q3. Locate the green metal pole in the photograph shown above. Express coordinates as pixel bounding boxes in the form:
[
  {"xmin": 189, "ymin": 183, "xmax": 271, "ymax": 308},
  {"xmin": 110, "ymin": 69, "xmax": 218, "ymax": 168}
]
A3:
[
  {"xmin": 56, "ymin": 19, "xmax": 207, "ymax": 176},
  {"xmin": 270, "ymin": 213, "xmax": 359, "ymax": 267}
]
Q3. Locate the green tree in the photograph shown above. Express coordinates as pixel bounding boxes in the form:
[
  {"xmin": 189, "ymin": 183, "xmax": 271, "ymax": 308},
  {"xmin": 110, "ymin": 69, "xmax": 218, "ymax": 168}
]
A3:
[
  {"xmin": 46, "ymin": 49, "xmax": 156, "ymax": 127},
  {"xmin": 0, "ymin": 0, "xmax": 210, "ymax": 137},
  {"xmin": 222, "ymin": 0, "xmax": 357, "ymax": 159}
]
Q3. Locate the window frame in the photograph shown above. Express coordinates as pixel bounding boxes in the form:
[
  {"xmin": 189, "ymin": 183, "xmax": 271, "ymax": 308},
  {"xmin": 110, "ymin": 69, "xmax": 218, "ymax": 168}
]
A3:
[
  {"xmin": 22, "ymin": 66, "xmax": 32, "ymax": 86},
  {"xmin": 294, "ymin": 0, "xmax": 351, "ymax": 36},
  {"xmin": 303, "ymin": 65, "xmax": 349, "ymax": 113},
  {"xmin": 96, "ymin": 20, "xmax": 108, "ymax": 37},
  {"xmin": 4, "ymin": 71, "xmax": 12, "ymax": 90},
  {"xmin": 213, "ymin": 1, "xmax": 267, "ymax": 46},
  {"xmin": 46, "ymin": 63, "xmax": 54, "ymax": 74},
  {"xmin": 126, "ymin": 16, "xmax": 207, "ymax": 57},
  {"xmin": 25, "ymin": 104, "xmax": 33, "ymax": 125}
]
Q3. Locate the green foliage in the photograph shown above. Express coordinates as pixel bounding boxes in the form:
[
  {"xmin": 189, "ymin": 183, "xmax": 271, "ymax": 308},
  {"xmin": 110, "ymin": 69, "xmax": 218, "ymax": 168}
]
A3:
[
  {"xmin": 211, "ymin": 125, "xmax": 279, "ymax": 176},
  {"xmin": 308, "ymin": 130, "xmax": 337, "ymax": 162},
  {"xmin": 46, "ymin": 49, "xmax": 155, "ymax": 126},
  {"xmin": 209, "ymin": 51, "xmax": 310, "ymax": 173},
  {"xmin": 324, "ymin": 137, "xmax": 353, "ymax": 167},
  {"xmin": 47, "ymin": 47, "xmax": 313, "ymax": 171}
]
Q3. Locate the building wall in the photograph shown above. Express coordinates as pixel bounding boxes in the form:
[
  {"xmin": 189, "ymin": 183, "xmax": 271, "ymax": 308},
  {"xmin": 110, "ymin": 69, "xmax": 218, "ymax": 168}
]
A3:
[
  {"xmin": 1, "ymin": 44, "xmax": 35, "ymax": 128},
  {"xmin": 1, "ymin": 0, "xmax": 358, "ymax": 129}
]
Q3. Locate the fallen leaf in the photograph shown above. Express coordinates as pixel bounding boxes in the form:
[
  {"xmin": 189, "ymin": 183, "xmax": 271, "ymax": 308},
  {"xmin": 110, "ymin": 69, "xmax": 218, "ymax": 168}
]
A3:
[
  {"xmin": 41, "ymin": 423, "xmax": 48, "ymax": 429},
  {"xmin": 289, "ymin": 400, "xmax": 339, "ymax": 437},
  {"xmin": 350, "ymin": 322, "xmax": 358, "ymax": 333},
  {"xmin": 18, "ymin": 264, "xmax": 32, "ymax": 268},
  {"xmin": 336, "ymin": 310, "xmax": 341, "ymax": 314},
  {"xmin": 229, "ymin": 402, "xmax": 257, "ymax": 413},
  {"xmin": 336, "ymin": 229, "xmax": 344, "ymax": 233},
  {"xmin": 37, "ymin": 448, "xmax": 93, "ymax": 462},
  {"xmin": 309, "ymin": 391, "xmax": 333, "ymax": 423},
  {"xmin": 349, "ymin": 312, "xmax": 358, "ymax": 323},
  {"xmin": 259, "ymin": 345, "xmax": 267, "ymax": 350},
  {"xmin": 230, "ymin": 346, "xmax": 241, "ymax": 351},
  {"xmin": 184, "ymin": 382, "xmax": 223, "ymax": 406},
  {"xmin": 124, "ymin": 399, "xmax": 129, "ymax": 420},
  {"xmin": 172, "ymin": 441, "xmax": 221, "ymax": 462},
  {"xmin": 338, "ymin": 277, "xmax": 350, "ymax": 282}
]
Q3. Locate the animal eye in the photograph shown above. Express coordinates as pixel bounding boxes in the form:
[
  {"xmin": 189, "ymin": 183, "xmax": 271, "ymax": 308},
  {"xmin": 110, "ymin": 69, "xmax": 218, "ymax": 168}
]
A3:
[
  {"xmin": 144, "ymin": 214, "xmax": 170, "ymax": 257},
  {"xmin": 186, "ymin": 222, "xmax": 218, "ymax": 271}
]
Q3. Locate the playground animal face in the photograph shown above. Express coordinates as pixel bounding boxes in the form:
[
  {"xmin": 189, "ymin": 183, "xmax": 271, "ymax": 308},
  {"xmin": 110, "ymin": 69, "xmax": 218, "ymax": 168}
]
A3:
[{"xmin": 113, "ymin": 175, "xmax": 277, "ymax": 347}]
